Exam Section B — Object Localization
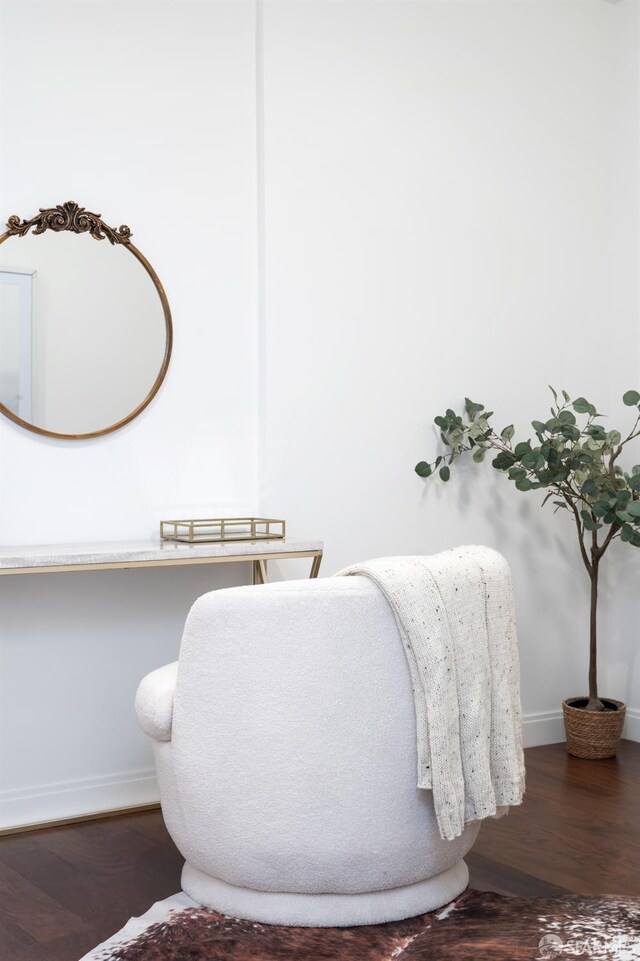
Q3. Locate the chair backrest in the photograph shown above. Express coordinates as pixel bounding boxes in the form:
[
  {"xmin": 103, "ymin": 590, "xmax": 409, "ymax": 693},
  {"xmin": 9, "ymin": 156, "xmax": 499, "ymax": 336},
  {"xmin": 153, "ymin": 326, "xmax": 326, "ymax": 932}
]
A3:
[{"xmin": 169, "ymin": 576, "xmax": 471, "ymax": 893}]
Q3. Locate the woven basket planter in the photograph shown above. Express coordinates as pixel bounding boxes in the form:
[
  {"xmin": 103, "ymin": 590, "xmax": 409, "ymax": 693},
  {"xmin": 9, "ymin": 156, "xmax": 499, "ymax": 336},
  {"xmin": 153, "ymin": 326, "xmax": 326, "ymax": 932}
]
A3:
[{"xmin": 562, "ymin": 697, "xmax": 626, "ymax": 759}]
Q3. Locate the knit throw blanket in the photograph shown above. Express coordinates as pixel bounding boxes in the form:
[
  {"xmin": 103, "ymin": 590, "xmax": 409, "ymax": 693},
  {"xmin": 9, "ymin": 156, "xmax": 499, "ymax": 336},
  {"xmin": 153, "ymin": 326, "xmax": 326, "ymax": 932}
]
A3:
[{"xmin": 338, "ymin": 546, "xmax": 525, "ymax": 841}]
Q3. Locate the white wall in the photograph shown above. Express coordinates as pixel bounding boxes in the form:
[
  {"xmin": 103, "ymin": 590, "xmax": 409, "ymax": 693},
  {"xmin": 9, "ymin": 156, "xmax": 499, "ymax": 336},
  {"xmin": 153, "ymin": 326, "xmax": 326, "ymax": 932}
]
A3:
[
  {"xmin": 1, "ymin": 0, "xmax": 639, "ymax": 830},
  {"xmin": 260, "ymin": 0, "xmax": 640, "ymax": 744},
  {"xmin": 0, "ymin": 0, "xmax": 260, "ymax": 828}
]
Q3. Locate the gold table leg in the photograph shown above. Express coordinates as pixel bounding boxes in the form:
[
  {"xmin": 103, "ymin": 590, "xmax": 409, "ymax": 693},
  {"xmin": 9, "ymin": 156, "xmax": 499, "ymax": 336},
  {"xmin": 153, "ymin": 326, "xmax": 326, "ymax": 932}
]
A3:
[
  {"xmin": 252, "ymin": 551, "xmax": 322, "ymax": 584},
  {"xmin": 253, "ymin": 559, "xmax": 268, "ymax": 584}
]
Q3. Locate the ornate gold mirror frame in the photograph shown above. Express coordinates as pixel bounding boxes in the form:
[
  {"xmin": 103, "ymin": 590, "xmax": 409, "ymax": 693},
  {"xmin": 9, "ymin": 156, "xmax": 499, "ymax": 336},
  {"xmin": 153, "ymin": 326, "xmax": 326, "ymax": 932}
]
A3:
[{"xmin": 0, "ymin": 201, "xmax": 173, "ymax": 440}]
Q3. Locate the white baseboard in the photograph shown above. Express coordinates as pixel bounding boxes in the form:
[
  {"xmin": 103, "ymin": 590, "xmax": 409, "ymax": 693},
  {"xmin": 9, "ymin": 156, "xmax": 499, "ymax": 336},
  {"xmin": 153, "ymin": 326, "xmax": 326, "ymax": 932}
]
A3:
[
  {"xmin": 2, "ymin": 713, "xmax": 638, "ymax": 831},
  {"xmin": 0, "ymin": 769, "xmax": 159, "ymax": 832},
  {"xmin": 522, "ymin": 710, "xmax": 566, "ymax": 748},
  {"xmin": 624, "ymin": 708, "xmax": 640, "ymax": 742}
]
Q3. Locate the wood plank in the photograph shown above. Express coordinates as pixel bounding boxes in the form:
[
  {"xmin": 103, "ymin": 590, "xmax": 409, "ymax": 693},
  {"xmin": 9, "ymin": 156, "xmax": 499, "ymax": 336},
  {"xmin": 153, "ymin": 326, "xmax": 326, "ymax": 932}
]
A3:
[
  {"xmin": 0, "ymin": 837, "xmax": 129, "ymax": 924},
  {"xmin": 117, "ymin": 810, "xmax": 175, "ymax": 848},
  {"xmin": 0, "ymin": 916, "xmax": 36, "ymax": 954},
  {"xmin": 9, "ymin": 928, "xmax": 97, "ymax": 961},
  {"xmin": 466, "ymin": 851, "xmax": 569, "ymax": 897},
  {"xmin": 0, "ymin": 859, "xmax": 90, "ymax": 942},
  {"xmin": 35, "ymin": 822, "xmax": 182, "ymax": 918}
]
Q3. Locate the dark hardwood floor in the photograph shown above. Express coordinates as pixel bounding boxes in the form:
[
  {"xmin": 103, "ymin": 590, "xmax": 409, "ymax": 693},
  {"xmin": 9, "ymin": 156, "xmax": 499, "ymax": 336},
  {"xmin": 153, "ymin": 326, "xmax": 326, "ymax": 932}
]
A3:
[{"xmin": 0, "ymin": 740, "xmax": 638, "ymax": 960}]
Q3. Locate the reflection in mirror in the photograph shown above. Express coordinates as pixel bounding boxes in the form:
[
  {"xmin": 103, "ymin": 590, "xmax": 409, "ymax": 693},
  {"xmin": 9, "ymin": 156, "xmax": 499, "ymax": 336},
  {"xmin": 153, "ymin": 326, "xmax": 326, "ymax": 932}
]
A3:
[{"xmin": 0, "ymin": 203, "xmax": 172, "ymax": 439}]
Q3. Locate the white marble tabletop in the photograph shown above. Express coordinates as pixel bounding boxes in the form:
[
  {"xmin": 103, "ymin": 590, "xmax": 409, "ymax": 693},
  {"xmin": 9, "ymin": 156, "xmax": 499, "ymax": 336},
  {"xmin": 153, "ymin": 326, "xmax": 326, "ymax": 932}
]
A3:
[{"xmin": 0, "ymin": 537, "xmax": 323, "ymax": 573}]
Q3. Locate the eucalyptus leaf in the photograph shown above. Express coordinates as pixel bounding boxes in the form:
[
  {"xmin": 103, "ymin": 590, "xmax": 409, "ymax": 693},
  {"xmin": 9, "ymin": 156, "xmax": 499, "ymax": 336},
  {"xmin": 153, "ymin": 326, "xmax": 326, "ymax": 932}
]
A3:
[
  {"xmin": 514, "ymin": 441, "xmax": 532, "ymax": 459},
  {"xmin": 572, "ymin": 397, "xmax": 592, "ymax": 414},
  {"xmin": 558, "ymin": 410, "xmax": 576, "ymax": 426},
  {"xmin": 623, "ymin": 390, "xmax": 640, "ymax": 406},
  {"xmin": 580, "ymin": 511, "xmax": 602, "ymax": 532},
  {"xmin": 515, "ymin": 478, "xmax": 533, "ymax": 492},
  {"xmin": 493, "ymin": 451, "xmax": 516, "ymax": 470}
]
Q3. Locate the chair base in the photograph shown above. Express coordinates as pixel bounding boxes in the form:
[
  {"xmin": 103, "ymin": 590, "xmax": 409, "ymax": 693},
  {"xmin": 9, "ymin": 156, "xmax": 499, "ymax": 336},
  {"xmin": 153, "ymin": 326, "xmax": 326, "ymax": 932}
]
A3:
[{"xmin": 181, "ymin": 858, "xmax": 469, "ymax": 927}]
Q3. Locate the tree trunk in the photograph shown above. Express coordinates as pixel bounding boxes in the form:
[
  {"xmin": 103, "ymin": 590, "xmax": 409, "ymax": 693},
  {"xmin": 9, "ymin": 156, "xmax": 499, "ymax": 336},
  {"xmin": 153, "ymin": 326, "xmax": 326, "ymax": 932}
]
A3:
[{"xmin": 586, "ymin": 559, "xmax": 604, "ymax": 712}]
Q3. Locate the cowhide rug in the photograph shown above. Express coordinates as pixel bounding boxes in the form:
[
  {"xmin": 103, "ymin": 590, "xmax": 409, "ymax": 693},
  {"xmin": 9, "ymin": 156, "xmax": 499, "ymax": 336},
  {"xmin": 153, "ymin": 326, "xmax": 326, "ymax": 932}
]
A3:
[{"xmin": 83, "ymin": 889, "xmax": 640, "ymax": 961}]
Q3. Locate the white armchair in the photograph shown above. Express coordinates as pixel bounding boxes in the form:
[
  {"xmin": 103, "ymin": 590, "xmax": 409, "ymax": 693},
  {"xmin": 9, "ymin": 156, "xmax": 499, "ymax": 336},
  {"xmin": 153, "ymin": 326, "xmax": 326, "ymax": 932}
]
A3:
[{"xmin": 135, "ymin": 576, "xmax": 480, "ymax": 927}]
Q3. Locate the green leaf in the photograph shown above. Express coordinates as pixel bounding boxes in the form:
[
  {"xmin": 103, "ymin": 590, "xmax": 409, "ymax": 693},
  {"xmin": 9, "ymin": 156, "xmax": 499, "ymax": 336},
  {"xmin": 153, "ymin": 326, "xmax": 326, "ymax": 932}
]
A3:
[
  {"xmin": 558, "ymin": 410, "xmax": 576, "ymax": 425},
  {"xmin": 532, "ymin": 420, "xmax": 547, "ymax": 435},
  {"xmin": 621, "ymin": 523, "xmax": 634, "ymax": 543},
  {"xmin": 541, "ymin": 492, "xmax": 554, "ymax": 507},
  {"xmin": 562, "ymin": 390, "xmax": 570, "ymax": 402},
  {"xmin": 415, "ymin": 462, "xmax": 432, "ymax": 477},
  {"xmin": 515, "ymin": 477, "xmax": 533, "ymax": 492},
  {"xmin": 472, "ymin": 447, "xmax": 485, "ymax": 463},
  {"xmin": 623, "ymin": 390, "xmax": 640, "ymax": 406},
  {"xmin": 572, "ymin": 397, "xmax": 593, "ymax": 415},
  {"xmin": 549, "ymin": 385, "xmax": 559, "ymax": 405},
  {"xmin": 501, "ymin": 424, "xmax": 515, "ymax": 442},
  {"xmin": 464, "ymin": 398, "xmax": 484, "ymax": 420},
  {"xmin": 493, "ymin": 451, "xmax": 516, "ymax": 470},
  {"xmin": 514, "ymin": 441, "xmax": 532, "ymax": 459},
  {"xmin": 630, "ymin": 475, "xmax": 640, "ymax": 492},
  {"xmin": 439, "ymin": 465, "xmax": 451, "ymax": 482},
  {"xmin": 581, "ymin": 479, "xmax": 598, "ymax": 497},
  {"xmin": 607, "ymin": 430, "xmax": 622, "ymax": 447},
  {"xmin": 520, "ymin": 452, "xmax": 538, "ymax": 470},
  {"xmin": 626, "ymin": 501, "xmax": 640, "ymax": 518},
  {"xmin": 560, "ymin": 425, "xmax": 581, "ymax": 442},
  {"xmin": 434, "ymin": 416, "xmax": 448, "ymax": 429},
  {"xmin": 580, "ymin": 510, "xmax": 602, "ymax": 531}
]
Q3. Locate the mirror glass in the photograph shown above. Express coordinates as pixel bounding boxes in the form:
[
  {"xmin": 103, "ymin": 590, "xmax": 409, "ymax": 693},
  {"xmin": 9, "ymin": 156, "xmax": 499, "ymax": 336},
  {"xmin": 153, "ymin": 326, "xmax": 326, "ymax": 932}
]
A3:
[{"xmin": 0, "ymin": 212, "xmax": 170, "ymax": 438}]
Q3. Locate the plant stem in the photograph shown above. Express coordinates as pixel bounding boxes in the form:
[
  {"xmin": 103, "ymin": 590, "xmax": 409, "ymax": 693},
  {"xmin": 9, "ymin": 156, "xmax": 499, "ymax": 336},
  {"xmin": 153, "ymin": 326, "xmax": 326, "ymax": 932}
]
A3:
[{"xmin": 587, "ymin": 559, "xmax": 604, "ymax": 711}]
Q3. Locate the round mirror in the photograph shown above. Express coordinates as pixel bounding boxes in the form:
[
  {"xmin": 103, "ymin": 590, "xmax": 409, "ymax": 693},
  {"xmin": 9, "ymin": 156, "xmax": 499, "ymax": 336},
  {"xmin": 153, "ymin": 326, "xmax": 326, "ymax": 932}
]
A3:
[{"xmin": 0, "ymin": 201, "xmax": 172, "ymax": 439}]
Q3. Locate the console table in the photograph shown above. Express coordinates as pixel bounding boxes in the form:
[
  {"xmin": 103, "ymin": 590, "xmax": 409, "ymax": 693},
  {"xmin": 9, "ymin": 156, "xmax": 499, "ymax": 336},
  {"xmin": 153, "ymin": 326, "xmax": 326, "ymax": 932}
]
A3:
[{"xmin": 0, "ymin": 537, "xmax": 323, "ymax": 584}]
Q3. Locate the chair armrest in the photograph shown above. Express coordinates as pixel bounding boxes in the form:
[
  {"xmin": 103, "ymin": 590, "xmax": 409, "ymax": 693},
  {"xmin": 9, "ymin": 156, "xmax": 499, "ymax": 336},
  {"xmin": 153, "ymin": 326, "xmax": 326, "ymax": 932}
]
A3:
[{"xmin": 135, "ymin": 662, "xmax": 178, "ymax": 742}]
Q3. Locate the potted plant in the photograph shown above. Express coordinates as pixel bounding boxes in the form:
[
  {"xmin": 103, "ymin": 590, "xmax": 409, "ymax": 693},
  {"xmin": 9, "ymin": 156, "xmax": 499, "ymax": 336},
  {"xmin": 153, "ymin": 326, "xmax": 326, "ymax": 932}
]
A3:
[{"xmin": 415, "ymin": 388, "xmax": 640, "ymax": 759}]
